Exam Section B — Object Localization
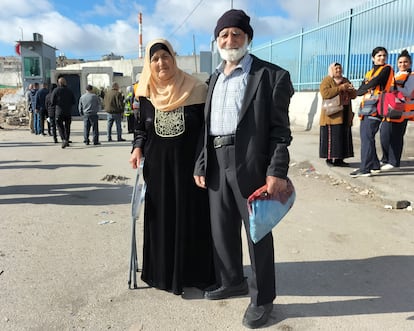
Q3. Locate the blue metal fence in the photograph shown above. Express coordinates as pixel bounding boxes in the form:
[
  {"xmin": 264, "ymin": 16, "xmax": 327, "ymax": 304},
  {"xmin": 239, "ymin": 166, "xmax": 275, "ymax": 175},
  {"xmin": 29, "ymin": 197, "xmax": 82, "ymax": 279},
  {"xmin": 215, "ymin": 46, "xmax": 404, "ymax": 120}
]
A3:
[{"xmin": 251, "ymin": 0, "xmax": 414, "ymax": 91}]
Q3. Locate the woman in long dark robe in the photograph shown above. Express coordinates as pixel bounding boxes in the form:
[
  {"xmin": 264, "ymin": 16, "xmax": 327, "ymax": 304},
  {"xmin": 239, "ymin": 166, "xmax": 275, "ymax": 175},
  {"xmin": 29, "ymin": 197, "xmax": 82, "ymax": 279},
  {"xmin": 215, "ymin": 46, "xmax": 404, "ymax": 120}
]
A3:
[{"xmin": 129, "ymin": 39, "xmax": 215, "ymax": 295}]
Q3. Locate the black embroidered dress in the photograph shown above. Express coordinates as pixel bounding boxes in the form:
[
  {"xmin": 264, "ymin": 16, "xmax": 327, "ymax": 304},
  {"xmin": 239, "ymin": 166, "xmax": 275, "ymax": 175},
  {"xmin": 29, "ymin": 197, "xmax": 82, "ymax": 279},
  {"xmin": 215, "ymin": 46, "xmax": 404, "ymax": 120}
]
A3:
[{"xmin": 132, "ymin": 97, "xmax": 215, "ymax": 294}]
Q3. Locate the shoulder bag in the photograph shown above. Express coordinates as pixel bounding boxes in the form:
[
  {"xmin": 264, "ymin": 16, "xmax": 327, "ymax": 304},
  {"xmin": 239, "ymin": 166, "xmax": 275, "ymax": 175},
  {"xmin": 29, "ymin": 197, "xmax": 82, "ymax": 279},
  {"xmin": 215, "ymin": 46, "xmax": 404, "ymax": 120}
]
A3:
[
  {"xmin": 322, "ymin": 94, "xmax": 343, "ymax": 115},
  {"xmin": 359, "ymin": 93, "xmax": 380, "ymax": 116}
]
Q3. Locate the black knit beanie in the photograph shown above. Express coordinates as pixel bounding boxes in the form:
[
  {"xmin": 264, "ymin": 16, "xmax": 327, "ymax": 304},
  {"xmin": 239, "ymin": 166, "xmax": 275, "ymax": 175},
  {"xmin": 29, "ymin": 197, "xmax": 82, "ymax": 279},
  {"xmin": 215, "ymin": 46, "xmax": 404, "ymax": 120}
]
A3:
[{"xmin": 214, "ymin": 9, "xmax": 253, "ymax": 40}]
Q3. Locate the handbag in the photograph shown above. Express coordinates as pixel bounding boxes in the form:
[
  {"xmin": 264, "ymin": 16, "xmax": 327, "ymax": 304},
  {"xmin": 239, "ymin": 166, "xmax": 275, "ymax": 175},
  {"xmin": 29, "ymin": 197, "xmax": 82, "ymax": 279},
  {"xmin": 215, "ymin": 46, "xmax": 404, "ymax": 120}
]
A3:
[
  {"xmin": 322, "ymin": 94, "xmax": 343, "ymax": 115},
  {"xmin": 358, "ymin": 94, "xmax": 379, "ymax": 116},
  {"xmin": 247, "ymin": 178, "xmax": 296, "ymax": 244}
]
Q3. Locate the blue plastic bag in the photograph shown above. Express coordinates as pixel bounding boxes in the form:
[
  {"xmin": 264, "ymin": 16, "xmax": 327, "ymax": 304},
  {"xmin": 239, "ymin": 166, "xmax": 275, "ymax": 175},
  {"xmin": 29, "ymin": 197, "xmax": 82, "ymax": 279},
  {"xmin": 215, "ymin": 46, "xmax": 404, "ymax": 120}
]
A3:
[{"xmin": 247, "ymin": 178, "xmax": 295, "ymax": 244}]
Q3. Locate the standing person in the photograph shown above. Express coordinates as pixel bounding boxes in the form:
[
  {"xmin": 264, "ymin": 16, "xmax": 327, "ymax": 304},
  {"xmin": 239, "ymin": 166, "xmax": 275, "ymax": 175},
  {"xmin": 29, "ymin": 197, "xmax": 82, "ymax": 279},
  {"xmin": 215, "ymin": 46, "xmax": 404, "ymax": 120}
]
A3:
[
  {"xmin": 52, "ymin": 77, "xmax": 76, "ymax": 149},
  {"xmin": 25, "ymin": 84, "xmax": 34, "ymax": 133},
  {"xmin": 104, "ymin": 82, "xmax": 125, "ymax": 142},
  {"xmin": 129, "ymin": 38, "xmax": 215, "ymax": 295},
  {"xmin": 79, "ymin": 84, "xmax": 101, "ymax": 146},
  {"xmin": 193, "ymin": 10, "xmax": 293, "ymax": 329},
  {"xmin": 380, "ymin": 49, "xmax": 414, "ymax": 171},
  {"xmin": 45, "ymin": 83, "xmax": 58, "ymax": 143},
  {"xmin": 319, "ymin": 63, "xmax": 357, "ymax": 167},
  {"xmin": 29, "ymin": 83, "xmax": 39, "ymax": 134},
  {"xmin": 350, "ymin": 46, "xmax": 394, "ymax": 177},
  {"xmin": 34, "ymin": 83, "xmax": 49, "ymax": 136},
  {"xmin": 124, "ymin": 85, "xmax": 135, "ymax": 133}
]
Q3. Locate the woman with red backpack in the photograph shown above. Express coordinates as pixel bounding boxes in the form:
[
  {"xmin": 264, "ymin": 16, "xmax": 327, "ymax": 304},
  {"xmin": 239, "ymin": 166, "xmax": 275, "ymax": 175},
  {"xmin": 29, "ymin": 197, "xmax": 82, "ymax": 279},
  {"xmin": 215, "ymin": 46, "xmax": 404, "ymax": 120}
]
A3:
[{"xmin": 379, "ymin": 49, "xmax": 414, "ymax": 171}]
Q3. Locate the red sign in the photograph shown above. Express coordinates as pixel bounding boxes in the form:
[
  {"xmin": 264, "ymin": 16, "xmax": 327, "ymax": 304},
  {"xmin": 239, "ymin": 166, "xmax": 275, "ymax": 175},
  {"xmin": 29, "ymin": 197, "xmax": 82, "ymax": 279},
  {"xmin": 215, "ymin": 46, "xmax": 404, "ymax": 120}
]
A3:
[{"xmin": 15, "ymin": 43, "xmax": 21, "ymax": 55}]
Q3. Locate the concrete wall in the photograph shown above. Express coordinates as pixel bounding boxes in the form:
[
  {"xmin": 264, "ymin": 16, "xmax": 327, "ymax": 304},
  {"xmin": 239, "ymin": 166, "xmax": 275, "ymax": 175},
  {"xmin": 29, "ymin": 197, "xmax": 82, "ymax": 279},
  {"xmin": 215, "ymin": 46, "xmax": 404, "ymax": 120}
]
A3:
[
  {"xmin": 289, "ymin": 91, "xmax": 413, "ymax": 137},
  {"xmin": 61, "ymin": 56, "xmax": 201, "ymax": 76},
  {"xmin": 56, "ymin": 56, "xmax": 208, "ymax": 93}
]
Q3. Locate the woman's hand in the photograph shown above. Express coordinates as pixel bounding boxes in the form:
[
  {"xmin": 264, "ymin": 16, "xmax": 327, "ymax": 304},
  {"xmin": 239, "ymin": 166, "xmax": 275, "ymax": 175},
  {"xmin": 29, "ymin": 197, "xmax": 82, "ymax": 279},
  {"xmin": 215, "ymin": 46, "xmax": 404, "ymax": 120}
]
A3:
[
  {"xmin": 129, "ymin": 148, "xmax": 143, "ymax": 169},
  {"xmin": 339, "ymin": 82, "xmax": 351, "ymax": 91}
]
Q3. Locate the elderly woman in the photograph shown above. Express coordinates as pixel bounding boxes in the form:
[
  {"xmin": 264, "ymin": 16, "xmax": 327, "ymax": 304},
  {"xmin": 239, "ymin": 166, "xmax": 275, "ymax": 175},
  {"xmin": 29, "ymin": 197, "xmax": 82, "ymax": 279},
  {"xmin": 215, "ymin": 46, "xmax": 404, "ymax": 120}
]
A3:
[
  {"xmin": 319, "ymin": 62, "xmax": 356, "ymax": 167},
  {"xmin": 129, "ymin": 39, "xmax": 215, "ymax": 295}
]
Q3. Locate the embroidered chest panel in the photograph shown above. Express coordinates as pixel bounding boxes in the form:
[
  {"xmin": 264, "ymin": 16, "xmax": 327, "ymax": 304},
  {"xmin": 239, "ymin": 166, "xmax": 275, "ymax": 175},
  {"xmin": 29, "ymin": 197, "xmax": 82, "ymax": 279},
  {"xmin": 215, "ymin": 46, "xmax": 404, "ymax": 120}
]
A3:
[{"xmin": 154, "ymin": 107, "xmax": 185, "ymax": 137}]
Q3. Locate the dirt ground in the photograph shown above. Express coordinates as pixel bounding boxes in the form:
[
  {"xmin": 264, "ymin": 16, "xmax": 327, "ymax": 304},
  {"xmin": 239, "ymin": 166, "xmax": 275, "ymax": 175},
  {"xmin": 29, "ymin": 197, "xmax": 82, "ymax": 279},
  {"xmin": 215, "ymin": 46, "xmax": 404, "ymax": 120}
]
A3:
[{"xmin": 1, "ymin": 121, "xmax": 413, "ymax": 331}]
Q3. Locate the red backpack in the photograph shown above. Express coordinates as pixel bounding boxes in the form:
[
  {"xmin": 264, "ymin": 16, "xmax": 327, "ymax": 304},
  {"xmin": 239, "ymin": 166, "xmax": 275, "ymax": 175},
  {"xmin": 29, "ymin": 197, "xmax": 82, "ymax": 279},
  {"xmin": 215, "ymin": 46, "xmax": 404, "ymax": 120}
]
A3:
[{"xmin": 376, "ymin": 87, "xmax": 406, "ymax": 119}]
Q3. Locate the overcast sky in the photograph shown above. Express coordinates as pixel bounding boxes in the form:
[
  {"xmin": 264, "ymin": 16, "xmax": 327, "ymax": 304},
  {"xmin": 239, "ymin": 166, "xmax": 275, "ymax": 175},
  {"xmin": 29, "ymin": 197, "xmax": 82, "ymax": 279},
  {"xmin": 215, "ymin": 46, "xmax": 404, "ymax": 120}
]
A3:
[{"xmin": 0, "ymin": 0, "xmax": 370, "ymax": 60}]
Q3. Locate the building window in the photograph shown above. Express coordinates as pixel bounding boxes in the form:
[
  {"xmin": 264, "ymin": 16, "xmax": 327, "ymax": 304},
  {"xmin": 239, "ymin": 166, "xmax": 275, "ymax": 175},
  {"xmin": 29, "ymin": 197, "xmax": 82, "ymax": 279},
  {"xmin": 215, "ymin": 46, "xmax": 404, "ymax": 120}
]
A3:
[{"xmin": 23, "ymin": 57, "xmax": 41, "ymax": 77}]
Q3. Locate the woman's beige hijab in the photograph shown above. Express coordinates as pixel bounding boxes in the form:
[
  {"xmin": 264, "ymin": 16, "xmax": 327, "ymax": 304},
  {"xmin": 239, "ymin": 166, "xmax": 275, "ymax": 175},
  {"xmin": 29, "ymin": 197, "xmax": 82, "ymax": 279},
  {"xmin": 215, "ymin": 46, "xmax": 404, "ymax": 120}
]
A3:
[
  {"xmin": 328, "ymin": 62, "xmax": 344, "ymax": 84},
  {"xmin": 135, "ymin": 38, "xmax": 207, "ymax": 111}
]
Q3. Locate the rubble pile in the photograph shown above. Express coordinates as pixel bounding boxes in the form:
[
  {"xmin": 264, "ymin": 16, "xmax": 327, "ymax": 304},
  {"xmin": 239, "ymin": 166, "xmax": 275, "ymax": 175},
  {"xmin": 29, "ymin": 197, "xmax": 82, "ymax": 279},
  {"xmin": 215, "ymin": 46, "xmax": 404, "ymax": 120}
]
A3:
[{"xmin": 0, "ymin": 89, "xmax": 28, "ymax": 127}]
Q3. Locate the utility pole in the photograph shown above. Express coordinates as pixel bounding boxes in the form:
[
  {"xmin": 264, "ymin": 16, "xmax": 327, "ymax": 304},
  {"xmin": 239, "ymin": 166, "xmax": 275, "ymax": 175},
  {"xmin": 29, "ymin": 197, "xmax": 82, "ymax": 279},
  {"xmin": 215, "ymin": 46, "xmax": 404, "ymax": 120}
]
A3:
[
  {"xmin": 317, "ymin": 0, "xmax": 320, "ymax": 23},
  {"xmin": 193, "ymin": 34, "xmax": 198, "ymax": 73}
]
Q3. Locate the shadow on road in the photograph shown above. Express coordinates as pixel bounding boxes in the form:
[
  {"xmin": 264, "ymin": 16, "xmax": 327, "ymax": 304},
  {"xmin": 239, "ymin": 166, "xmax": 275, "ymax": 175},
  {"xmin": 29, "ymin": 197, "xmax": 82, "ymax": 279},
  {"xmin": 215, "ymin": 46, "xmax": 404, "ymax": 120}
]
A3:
[
  {"xmin": 261, "ymin": 255, "xmax": 414, "ymax": 325},
  {"xmin": 0, "ymin": 182, "xmax": 132, "ymax": 205}
]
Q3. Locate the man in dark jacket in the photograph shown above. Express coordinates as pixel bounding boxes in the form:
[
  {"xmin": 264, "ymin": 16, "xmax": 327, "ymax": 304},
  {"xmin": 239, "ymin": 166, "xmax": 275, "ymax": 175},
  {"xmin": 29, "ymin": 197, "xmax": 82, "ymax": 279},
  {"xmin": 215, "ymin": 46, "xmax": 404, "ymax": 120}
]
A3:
[
  {"xmin": 28, "ymin": 83, "xmax": 39, "ymax": 134},
  {"xmin": 104, "ymin": 82, "xmax": 125, "ymax": 142},
  {"xmin": 34, "ymin": 83, "xmax": 49, "ymax": 135},
  {"xmin": 45, "ymin": 83, "xmax": 58, "ymax": 143},
  {"xmin": 52, "ymin": 77, "xmax": 76, "ymax": 148},
  {"xmin": 194, "ymin": 9, "xmax": 293, "ymax": 329}
]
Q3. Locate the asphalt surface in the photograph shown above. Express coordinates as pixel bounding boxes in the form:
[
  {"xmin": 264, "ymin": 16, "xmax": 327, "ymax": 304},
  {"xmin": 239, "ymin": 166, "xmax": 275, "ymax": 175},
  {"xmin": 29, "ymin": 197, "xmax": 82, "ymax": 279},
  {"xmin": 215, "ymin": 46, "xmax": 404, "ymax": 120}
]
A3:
[{"xmin": 0, "ymin": 119, "xmax": 413, "ymax": 331}]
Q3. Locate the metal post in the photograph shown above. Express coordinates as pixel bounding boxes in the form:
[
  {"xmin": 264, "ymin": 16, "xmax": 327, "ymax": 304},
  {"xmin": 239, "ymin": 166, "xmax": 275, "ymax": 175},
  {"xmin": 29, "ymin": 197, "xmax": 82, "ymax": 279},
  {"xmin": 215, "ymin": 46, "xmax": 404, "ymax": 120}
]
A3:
[
  {"xmin": 317, "ymin": 0, "xmax": 320, "ymax": 23},
  {"xmin": 193, "ymin": 34, "xmax": 198, "ymax": 73}
]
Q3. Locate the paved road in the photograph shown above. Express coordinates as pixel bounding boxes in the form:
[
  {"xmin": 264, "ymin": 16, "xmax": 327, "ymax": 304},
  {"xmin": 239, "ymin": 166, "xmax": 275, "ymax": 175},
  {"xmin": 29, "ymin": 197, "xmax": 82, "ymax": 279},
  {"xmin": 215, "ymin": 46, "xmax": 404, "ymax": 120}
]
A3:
[
  {"xmin": 291, "ymin": 124, "xmax": 414, "ymax": 204},
  {"xmin": 0, "ymin": 120, "xmax": 413, "ymax": 331}
]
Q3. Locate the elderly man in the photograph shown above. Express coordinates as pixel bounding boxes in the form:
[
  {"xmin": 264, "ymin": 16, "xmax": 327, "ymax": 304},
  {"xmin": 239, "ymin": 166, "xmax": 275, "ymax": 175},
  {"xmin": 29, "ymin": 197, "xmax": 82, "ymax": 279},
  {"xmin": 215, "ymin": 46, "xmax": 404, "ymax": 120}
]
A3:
[{"xmin": 194, "ymin": 9, "xmax": 294, "ymax": 329}]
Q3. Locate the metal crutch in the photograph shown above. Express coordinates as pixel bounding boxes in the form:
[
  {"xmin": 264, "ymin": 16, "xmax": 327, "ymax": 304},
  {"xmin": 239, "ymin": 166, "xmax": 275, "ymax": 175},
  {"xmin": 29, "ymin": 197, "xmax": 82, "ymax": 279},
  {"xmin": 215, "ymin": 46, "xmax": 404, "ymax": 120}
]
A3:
[{"xmin": 128, "ymin": 161, "xmax": 146, "ymax": 289}]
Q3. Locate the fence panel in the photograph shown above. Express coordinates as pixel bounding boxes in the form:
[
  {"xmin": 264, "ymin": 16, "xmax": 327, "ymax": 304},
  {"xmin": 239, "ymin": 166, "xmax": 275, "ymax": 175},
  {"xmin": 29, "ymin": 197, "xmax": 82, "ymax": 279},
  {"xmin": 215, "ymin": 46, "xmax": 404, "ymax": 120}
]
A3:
[{"xmin": 251, "ymin": 0, "xmax": 414, "ymax": 91}]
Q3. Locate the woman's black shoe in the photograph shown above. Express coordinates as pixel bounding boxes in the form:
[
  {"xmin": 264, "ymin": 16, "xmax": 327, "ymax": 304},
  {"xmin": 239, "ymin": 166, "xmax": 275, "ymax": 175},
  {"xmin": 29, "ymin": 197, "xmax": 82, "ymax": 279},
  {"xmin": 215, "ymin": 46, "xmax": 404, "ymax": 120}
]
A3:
[
  {"xmin": 333, "ymin": 159, "xmax": 350, "ymax": 167},
  {"xmin": 326, "ymin": 159, "xmax": 333, "ymax": 166}
]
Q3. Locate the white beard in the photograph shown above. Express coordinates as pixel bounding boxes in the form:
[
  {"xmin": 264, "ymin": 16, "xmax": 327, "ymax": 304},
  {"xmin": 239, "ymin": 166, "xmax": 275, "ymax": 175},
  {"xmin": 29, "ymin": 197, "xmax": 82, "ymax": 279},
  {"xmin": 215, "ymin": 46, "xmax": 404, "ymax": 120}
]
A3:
[{"xmin": 217, "ymin": 36, "xmax": 249, "ymax": 62}]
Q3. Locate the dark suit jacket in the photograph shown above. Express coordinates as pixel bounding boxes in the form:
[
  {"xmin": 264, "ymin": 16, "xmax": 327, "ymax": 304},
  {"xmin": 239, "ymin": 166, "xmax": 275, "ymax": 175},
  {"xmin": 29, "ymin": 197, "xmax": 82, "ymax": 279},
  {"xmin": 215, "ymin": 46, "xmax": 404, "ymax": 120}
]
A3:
[{"xmin": 194, "ymin": 55, "xmax": 294, "ymax": 198}]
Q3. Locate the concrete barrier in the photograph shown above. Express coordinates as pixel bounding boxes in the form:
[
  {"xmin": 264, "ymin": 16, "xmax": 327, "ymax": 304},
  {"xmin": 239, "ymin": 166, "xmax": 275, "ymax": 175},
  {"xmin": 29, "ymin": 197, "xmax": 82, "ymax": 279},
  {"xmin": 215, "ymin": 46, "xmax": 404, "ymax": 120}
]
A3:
[{"xmin": 289, "ymin": 91, "xmax": 413, "ymax": 136}]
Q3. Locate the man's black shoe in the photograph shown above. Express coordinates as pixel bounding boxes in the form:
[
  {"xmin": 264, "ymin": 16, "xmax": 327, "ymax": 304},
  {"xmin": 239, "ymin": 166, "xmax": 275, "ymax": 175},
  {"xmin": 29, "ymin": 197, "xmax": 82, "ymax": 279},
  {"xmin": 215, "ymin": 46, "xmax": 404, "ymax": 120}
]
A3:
[
  {"xmin": 93, "ymin": 142, "xmax": 101, "ymax": 145},
  {"xmin": 242, "ymin": 303, "xmax": 273, "ymax": 329},
  {"xmin": 117, "ymin": 138, "xmax": 126, "ymax": 142},
  {"xmin": 204, "ymin": 279, "xmax": 248, "ymax": 300}
]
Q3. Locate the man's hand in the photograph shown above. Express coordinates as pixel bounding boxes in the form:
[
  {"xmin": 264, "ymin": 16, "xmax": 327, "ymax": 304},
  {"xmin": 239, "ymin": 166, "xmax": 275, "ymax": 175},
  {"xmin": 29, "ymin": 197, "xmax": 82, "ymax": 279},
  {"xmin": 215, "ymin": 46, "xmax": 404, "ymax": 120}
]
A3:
[
  {"xmin": 266, "ymin": 176, "xmax": 287, "ymax": 195},
  {"xmin": 194, "ymin": 175, "xmax": 206, "ymax": 189}
]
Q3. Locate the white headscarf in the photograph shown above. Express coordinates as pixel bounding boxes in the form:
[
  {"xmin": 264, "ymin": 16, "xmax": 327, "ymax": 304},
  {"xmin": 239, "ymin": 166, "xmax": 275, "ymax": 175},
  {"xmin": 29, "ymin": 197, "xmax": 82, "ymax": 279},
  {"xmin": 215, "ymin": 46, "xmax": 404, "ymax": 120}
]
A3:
[{"xmin": 135, "ymin": 38, "xmax": 207, "ymax": 111}]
